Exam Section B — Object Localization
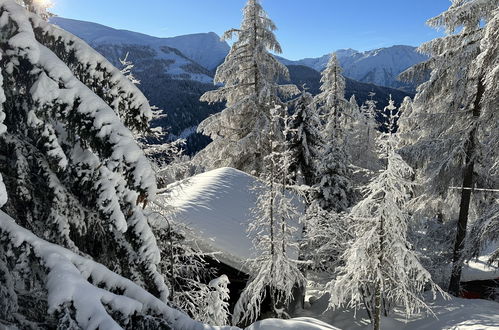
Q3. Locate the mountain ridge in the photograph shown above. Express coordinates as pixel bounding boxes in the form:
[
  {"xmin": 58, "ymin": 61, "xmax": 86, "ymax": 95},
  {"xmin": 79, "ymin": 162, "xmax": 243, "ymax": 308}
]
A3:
[
  {"xmin": 50, "ymin": 17, "xmax": 427, "ymax": 92},
  {"xmin": 49, "ymin": 17, "xmax": 230, "ymax": 70},
  {"xmin": 49, "ymin": 16, "xmax": 415, "ymax": 154},
  {"xmin": 278, "ymin": 45, "xmax": 428, "ymax": 91}
]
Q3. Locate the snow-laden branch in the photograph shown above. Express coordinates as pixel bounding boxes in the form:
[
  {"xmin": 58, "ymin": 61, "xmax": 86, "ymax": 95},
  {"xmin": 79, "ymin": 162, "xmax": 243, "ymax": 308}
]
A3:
[{"xmin": 0, "ymin": 211, "xmax": 239, "ymax": 330}]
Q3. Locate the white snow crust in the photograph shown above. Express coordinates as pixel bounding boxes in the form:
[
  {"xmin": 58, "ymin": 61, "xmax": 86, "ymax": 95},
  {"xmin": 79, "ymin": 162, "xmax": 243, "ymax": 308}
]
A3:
[
  {"xmin": 156, "ymin": 167, "xmax": 302, "ymax": 271},
  {"xmin": 245, "ymin": 317, "xmax": 340, "ymax": 330}
]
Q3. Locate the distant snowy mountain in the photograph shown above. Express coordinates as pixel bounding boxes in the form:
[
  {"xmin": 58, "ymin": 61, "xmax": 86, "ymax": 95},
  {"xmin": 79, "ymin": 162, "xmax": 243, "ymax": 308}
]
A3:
[
  {"xmin": 49, "ymin": 17, "xmax": 229, "ymax": 71},
  {"xmin": 279, "ymin": 46, "xmax": 428, "ymax": 91},
  {"xmin": 48, "ymin": 16, "xmax": 414, "ymax": 154},
  {"xmin": 286, "ymin": 65, "xmax": 413, "ymax": 110},
  {"xmin": 49, "ymin": 17, "xmax": 228, "ymax": 145}
]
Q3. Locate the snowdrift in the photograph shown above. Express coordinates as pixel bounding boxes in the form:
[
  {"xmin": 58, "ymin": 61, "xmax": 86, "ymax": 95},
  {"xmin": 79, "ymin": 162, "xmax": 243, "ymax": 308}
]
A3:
[
  {"xmin": 155, "ymin": 167, "xmax": 302, "ymax": 271},
  {"xmin": 246, "ymin": 317, "xmax": 340, "ymax": 330}
]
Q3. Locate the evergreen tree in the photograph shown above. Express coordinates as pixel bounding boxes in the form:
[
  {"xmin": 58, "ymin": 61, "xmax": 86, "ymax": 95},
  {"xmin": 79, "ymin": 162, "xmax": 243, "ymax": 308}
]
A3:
[
  {"xmin": 0, "ymin": 2, "xmax": 199, "ymax": 328},
  {"xmin": 464, "ymin": 6, "xmax": 499, "ymax": 266},
  {"xmin": 288, "ymin": 90, "xmax": 322, "ymax": 186},
  {"xmin": 399, "ymin": 0, "xmax": 499, "ymax": 295},
  {"xmin": 313, "ymin": 53, "xmax": 354, "ymax": 213},
  {"xmin": 379, "ymin": 95, "xmax": 398, "ymax": 138},
  {"xmin": 196, "ymin": 0, "xmax": 298, "ymax": 174},
  {"xmin": 347, "ymin": 94, "xmax": 381, "ymax": 172},
  {"xmin": 232, "ymin": 106, "xmax": 305, "ymax": 326},
  {"xmin": 396, "ymin": 97, "xmax": 416, "ymax": 148},
  {"xmin": 315, "ymin": 53, "xmax": 348, "ymax": 131},
  {"xmin": 328, "ymin": 113, "xmax": 445, "ymax": 330}
]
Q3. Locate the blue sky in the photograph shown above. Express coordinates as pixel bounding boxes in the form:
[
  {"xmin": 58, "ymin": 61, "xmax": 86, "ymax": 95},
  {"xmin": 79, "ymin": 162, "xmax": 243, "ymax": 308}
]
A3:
[{"xmin": 50, "ymin": 0, "xmax": 451, "ymax": 60}]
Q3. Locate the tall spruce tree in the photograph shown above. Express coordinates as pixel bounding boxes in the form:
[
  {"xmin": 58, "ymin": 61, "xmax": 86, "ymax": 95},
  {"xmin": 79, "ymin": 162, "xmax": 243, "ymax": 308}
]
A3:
[
  {"xmin": 0, "ymin": 2, "xmax": 212, "ymax": 328},
  {"xmin": 288, "ymin": 90, "xmax": 322, "ymax": 187},
  {"xmin": 196, "ymin": 0, "xmax": 298, "ymax": 174},
  {"xmin": 399, "ymin": 0, "xmax": 499, "ymax": 295},
  {"xmin": 464, "ymin": 6, "xmax": 499, "ymax": 266},
  {"xmin": 314, "ymin": 53, "xmax": 354, "ymax": 213}
]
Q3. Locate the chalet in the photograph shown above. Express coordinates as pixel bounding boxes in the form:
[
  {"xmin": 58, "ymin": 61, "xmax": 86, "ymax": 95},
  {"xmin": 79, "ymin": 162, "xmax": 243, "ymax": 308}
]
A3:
[{"xmin": 154, "ymin": 167, "xmax": 304, "ymax": 318}]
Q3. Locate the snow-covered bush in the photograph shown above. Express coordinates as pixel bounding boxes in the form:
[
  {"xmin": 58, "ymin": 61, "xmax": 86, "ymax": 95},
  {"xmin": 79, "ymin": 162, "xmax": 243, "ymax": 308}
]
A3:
[{"xmin": 198, "ymin": 275, "xmax": 231, "ymax": 326}]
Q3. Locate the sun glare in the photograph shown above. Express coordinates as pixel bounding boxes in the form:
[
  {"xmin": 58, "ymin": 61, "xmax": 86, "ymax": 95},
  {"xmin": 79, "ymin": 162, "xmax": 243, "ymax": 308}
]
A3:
[{"xmin": 34, "ymin": 0, "xmax": 53, "ymax": 9}]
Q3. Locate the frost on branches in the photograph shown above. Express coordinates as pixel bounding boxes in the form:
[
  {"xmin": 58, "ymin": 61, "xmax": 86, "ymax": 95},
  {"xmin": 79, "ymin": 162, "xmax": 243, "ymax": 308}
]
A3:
[
  {"xmin": 233, "ymin": 106, "xmax": 305, "ymax": 326},
  {"xmin": 313, "ymin": 53, "xmax": 355, "ymax": 213},
  {"xmin": 328, "ymin": 125, "xmax": 445, "ymax": 330},
  {"xmin": 399, "ymin": 0, "xmax": 499, "ymax": 295},
  {"xmin": 353, "ymin": 93, "xmax": 381, "ymax": 172},
  {"xmin": 315, "ymin": 53, "xmax": 348, "ymax": 133},
  {"xmin": 196, "ymin": 0, "xmax": 299, "ymax": 174},
  {"xmin": 0, "ymin": 211, "xmax": 217, "ymax": 330},
  {"xmin": 288, "ymin": 91, "xmax": 322, "ymax": 187},
  {"xmin": 197, "ymin": 275, "xmax": 231, "ymax": 326},
  {"xmin": 145, "ymin": 208, "xmax": 227, "ymax": 324},
  {"xmin": 466, "ymin": 7, "xmax": 499, "ymax": 266},
  {"xmin": 0, "ymin": 1, "xmax": 176, "ymax": 327},
  {"xmin": 120, "ymin": 52, "xmax": 141, "ymax": 85}
]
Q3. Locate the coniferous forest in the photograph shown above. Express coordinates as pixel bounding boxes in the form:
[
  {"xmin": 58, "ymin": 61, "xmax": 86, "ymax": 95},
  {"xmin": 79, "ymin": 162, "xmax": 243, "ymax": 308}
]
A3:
[{"xmin": 0, "ymin": 0, "xmax": 498, "ymax": 329}]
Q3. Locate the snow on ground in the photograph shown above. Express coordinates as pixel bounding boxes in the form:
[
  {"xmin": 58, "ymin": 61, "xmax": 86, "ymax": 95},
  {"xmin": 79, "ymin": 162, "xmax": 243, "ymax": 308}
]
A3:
[
  {"xmin": 462, "ymin": 256, "xmax": 499, "ymax": 282},
  {"xmin": 155, "ymin": 167, "xmax": 302, "ymax": 271},
  {"xmin": 297, "ymin": 291, "xmax": 499, "ymax": 330},
  {"xmin": 245, "ymin": 317, "xmax": 340, "ymax": 330},
  {"xmin": 462, "ymin": 244, "xmax": 499, "ymax": 282}
]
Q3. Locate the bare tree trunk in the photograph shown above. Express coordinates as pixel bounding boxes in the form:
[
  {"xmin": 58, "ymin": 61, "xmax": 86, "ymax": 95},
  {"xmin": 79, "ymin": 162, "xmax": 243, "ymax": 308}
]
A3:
[
  {"xmin": 360, "ymin": 286, "xmax": 373, "ymax": 321},
  {"xmin": 373, "ymin": 173, "xmax": 386, "ymax": 330},
  {"xmin": 373, "ymin": 282, "xmax": 381, "ymax": 330},
  {"xmin": 448, "ymin": 77, "xmax": 484, "ymax": 296}
]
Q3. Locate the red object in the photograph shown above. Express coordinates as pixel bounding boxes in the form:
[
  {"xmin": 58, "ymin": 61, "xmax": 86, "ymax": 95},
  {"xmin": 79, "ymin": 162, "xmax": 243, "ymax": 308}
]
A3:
[{"xmin": 460, "ymin": 290, "xmax": 482, "ymax": 299}]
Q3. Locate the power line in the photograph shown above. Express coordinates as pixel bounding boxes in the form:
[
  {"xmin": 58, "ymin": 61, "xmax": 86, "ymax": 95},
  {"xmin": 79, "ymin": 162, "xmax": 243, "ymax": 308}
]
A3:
[{"xmin": 449, "ymin": 187, "xmax": 499, "ymax": 193}]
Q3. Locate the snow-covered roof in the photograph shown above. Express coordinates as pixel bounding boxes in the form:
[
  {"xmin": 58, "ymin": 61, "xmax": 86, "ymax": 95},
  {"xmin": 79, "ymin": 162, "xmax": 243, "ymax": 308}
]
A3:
[{"xmin": 155, "ymin": 167, "xmax": 302, "ymax": 271}]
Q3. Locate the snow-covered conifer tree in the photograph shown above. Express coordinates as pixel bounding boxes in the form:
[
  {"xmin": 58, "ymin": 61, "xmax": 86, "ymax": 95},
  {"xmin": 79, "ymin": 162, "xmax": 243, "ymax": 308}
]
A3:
[
  {"xmin": 396, "ymin": 97, "xmax": 416, "ymax": 148},
  {"xmin": 464, "ymin": 6, "xmax": 499, "ymax": 266},
  {"xmin": 380, "ymin": 95, "xmax": 398, "ymax": 135},
  {"xmin": 0, "ymin": 2, "xmax": 189, "ymax": 327},
  {"xmin": 288, "ymin": 90, "xmax": 322, "ymax": 186},
  {"xmin": 361, "ymin": 92, "xmax": 378, "ymax": 134},
  {"xmin": 315, "ymin": 53, "xmax": 348, "ymax": 131},
  {"xmin": 346, "ymin": 94, "xmax": 380, "ymax": 172},
  {"xmin": 399, "ymin": 0, "xmax": 499, "ymax": 295},
  {"xmin": 232, "ymin": 106, "xmax": 305, "ymax": 326},
  {"xmin": 196, "ymin": 0, "xmax": 298, "ymax": 174},
  {"xmin": 328, "ymin": 112, "xmax": 444, "ymax": 330},
  {"xmin": 313, "ymin": 53, "xmax": 354, "ymax": 212}
]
